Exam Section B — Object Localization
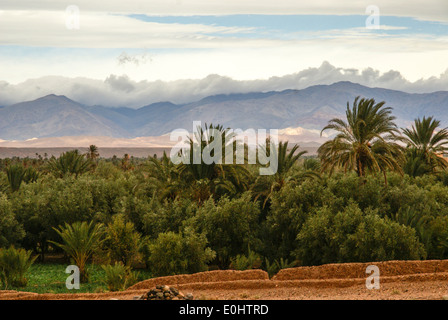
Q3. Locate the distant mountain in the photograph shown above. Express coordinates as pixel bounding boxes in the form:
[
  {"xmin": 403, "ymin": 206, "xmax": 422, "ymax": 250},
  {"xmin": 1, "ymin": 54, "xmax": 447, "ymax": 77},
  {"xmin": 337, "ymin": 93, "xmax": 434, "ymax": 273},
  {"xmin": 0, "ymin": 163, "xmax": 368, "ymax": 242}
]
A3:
[
  {"xmin": 1, "ymin": 81, "xmax": 448, "ymax": 140},
  {"xmin": 0, "ymin": 94, "xmax": 130, "ymax": 140}
]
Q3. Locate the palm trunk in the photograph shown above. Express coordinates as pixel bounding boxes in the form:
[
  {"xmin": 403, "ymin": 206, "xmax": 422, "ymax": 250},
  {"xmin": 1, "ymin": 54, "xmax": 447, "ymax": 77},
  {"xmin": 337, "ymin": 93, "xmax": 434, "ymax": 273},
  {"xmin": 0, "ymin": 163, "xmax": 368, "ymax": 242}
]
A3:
[
  {"xmin": 357, "ymin": 159, "xmax": 363, "ymax": 177},
  {"xmin": 357, "ymin": 158, "xmax": 366, "ymax": 185}
]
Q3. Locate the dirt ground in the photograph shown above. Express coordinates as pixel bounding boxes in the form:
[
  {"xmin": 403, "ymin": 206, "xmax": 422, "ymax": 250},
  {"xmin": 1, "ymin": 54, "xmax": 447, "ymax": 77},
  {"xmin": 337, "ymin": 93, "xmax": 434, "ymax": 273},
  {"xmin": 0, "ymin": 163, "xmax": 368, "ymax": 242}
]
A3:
[{"xmin": 2, "ymin": 260, "xmax": 448, "ymax": 300}]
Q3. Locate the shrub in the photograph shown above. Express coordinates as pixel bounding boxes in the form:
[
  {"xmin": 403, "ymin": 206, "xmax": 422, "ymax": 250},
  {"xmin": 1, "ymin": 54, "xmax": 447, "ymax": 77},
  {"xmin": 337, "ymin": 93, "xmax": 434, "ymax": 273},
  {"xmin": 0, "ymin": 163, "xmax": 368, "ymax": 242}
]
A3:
[
  {"xmin": 0, "ymin": 195, "xmax": 25, "ymax": 247},
  {"xmin": 263, "ymin": 257, "xmax": 297, "ymax": 278},
  {"xmin": 295, "ymin": 202, "xmax": 426, "ymax": 265},
  {"xmin": 229, "ymin": 248, "xmax": 262, "ymax": 270},
  {"xmin": 147, "ymin": 228, "xmax": 215, "ymax": 277},
  {"xmin": 103, "ymin": 214, "xmax": 142, "ymax": 266},
  {"xmin": 142, "ymin": 197, "xmax": 198, "ymax": 238},
  {"xmin": 0, "ymin": 246, "xmax": 37, "ymax": 288},
  {"xmin": 326, "ymin": 173, "xmax": 387, "ymax": 211},
  {"xmin": 101, "ymin": 262, "xmax": 139, "ymax": 291},
  {"xmin": 265, "ymin": 180, "xmax": 336, "ymax": 261},
  {"xmin": 194, "ymin": 193, "xmax": 260, "ymax": 268}
]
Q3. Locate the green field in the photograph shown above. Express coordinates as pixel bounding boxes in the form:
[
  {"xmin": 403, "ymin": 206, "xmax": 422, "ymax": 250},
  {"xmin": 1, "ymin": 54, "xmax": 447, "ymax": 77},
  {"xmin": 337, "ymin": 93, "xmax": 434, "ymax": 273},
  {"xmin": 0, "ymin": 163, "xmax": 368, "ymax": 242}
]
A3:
[{"xmin": 8, "ymin": 263, "xmax": 152, "ymax": 294}]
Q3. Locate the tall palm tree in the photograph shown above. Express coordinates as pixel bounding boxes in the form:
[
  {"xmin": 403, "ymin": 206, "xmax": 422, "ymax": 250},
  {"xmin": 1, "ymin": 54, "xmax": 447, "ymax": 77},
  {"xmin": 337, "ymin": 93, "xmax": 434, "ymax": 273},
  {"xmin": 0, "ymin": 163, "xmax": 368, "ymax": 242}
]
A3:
[
  {"xmin": 402, "ymin": 148, "xmax": 432, "ymax": 177},
  {"xmin": 401, "ymin": 116, "xmax": 448, "ymax": 173},
  {"xmin": 47, "ymin": 150, "xmax": 91, "ymax": 178},
  {"xmin": 121, "ymin": 154, "xmax": 133, "ymax": 171},
  {"xmin": 318, "ymin": 96, "xmax": 403, "ymax": 185},
  {"xmin": 177, "ymin": 123, "xmax": 251, "ymax": 203},
  {"xmin": 5, "ymin": 165, "xmax": 39, "ymax": 192},
  {"xmin": 253, "ymin": 141, "xmax": 319, "ymax": 207},
  {"xmin": 145, "ymin": 151, "xmax": 185, "ymax": 200},
  {"xmin": 85, "ymin": 145, "xmax": 100, "ymax": 161},
  {"xmin": 5, "ymin": 165, "xmax": 26, "ymax": 192}
]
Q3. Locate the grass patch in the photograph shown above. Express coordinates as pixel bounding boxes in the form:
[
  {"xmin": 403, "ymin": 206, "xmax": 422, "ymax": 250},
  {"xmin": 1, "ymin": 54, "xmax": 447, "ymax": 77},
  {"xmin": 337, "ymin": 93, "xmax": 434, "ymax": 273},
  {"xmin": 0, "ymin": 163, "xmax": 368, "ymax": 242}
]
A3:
[{"xmin": 7, "ymin": 263, "xmax": 152, "ymax": 294}]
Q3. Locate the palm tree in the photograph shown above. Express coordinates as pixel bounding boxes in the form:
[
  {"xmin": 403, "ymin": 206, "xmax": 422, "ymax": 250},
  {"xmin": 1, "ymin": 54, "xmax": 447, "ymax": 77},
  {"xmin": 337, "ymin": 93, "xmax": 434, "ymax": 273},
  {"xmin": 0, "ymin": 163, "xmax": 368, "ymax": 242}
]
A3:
[
  {"xmin": 49, "ymin": 221, "xmax": 104, "ymax": 283},
  {"xmin": 22, "ymin": 167, "xmax": 39, "ymax": 184},
  {"xmin": 318, "ymin": 96, "xmax": 403, "ymax": 185},
  {"xmin": 85, "ymin": 145, "xmax": 100, "ymax": 161},
  {"xmin": 253, "ymin": 141, "xmax": 319, "ymax": 207},
  {"xmin": 47, "ymin": 150, "xmax": 91, "ymax": 178},
  {"xmin": 0, "ymin": 246, "xmax": 37, "ymax": 288},
  {"xmin": 5, "ymin": 165, "xmax": 26, "ymax": 192},
  {"xmin": 177, "ymin": 123, "xmax": 251, "ymax": 203},
  {"xmin": 145, "ymin": 151, "xmax": 185, "ymax": 200},
  {"xmin": 401, "ymin": 116, "xmax": 448, "ymax": 173},
  {"xmin": 4, "ymin": 165, "xmax": 39, "ymax": 192},
  {"xmin": 403, "ymin": 148, "xmax": 432, "ymax": 177},
  {"xmin": 121, "ymin": 154, "xmax": 133, "ymax": 171}
]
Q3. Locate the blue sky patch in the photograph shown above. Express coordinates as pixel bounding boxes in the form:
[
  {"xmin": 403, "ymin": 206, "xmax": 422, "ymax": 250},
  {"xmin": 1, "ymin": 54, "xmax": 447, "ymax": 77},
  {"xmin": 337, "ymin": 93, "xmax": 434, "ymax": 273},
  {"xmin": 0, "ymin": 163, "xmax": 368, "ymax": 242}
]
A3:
[{"xmin": 126, "ymin": 14, "xmax": 448, "ymax": 39}]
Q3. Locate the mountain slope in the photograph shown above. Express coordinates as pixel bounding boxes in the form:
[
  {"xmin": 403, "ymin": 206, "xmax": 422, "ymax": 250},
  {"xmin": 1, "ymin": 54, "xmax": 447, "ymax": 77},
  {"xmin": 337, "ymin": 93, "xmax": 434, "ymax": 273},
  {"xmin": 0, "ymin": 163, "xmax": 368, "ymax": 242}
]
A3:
[
  {"xmin": 1, "ymin": 82, "xmax": 448, "ymax": 140},
  {"xmin": 0, "ymin": 95, "xmax": 130, "ymax": 140},
  {"xmin": 139, "ymin": 82, "xmax": 448, "ymax": 135}
]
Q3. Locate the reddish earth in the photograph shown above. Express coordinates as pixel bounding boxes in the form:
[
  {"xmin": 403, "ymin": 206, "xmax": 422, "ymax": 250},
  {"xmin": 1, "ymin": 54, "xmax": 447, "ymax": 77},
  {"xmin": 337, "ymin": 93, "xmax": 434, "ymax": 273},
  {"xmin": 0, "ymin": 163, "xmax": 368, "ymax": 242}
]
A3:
[{"xmin": 2, "ymin": 260, "xmax": 448, "ymax": 300}]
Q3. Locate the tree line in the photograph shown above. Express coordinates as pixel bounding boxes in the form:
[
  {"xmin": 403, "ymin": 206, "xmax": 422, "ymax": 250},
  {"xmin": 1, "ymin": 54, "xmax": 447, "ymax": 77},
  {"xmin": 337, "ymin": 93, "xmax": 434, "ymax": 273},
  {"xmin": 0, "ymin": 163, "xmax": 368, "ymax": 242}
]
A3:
[{"xmin": 1, "ymin": 96, "xmax": 448, "ymax": 288}]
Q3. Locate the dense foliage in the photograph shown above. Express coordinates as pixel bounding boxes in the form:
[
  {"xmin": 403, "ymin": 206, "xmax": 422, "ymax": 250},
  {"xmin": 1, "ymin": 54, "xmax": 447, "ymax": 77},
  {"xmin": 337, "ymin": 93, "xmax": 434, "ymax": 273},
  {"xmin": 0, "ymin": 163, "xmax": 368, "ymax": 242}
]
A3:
[{"xmin": 2, "ymin": 97, "xmax": 448, "ymax": 287}]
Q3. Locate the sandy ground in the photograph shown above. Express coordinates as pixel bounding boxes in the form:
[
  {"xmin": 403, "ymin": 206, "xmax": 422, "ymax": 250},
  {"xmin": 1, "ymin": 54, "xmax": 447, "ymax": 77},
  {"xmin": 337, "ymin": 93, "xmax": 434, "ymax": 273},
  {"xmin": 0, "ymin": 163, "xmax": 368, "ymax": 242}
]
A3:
[{"xmin": 2, "ymin": 260, "xmax": 448, "ymax": 300}]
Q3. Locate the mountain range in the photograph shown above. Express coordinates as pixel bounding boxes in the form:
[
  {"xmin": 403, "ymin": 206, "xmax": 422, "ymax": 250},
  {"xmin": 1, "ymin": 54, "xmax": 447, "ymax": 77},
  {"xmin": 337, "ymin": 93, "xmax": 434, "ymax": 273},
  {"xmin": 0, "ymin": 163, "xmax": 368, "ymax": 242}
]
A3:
[{"xmin": 1, "ymin": 81, "xmax": 448, "ymax": 141}]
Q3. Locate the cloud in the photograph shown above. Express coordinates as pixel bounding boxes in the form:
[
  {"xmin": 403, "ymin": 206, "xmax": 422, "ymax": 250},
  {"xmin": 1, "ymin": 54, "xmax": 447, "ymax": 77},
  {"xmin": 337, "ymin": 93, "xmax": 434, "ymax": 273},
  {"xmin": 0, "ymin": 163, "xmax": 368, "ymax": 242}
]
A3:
[
  {"xmin": 1, "ymin": 1, "xmax": 447, "ymax": 22},
  {"xmin": 1, "ymin": 6, "xmax": 447, "ymax": 85},
  {"xmin": 0, "ymin": 9, "xmax": 446, "ymax": 49},
  {"xmin": 0, "ymin": 10, "xmax": 256, "ymax": 48},
  {"xmin": 116, "ymin": 52, "xmax": 152, "ymax": 66},
  {"xmin": 1, "ymin": 62, "xmax": 447, "ymax": 108},
  {"xmin": 104, "ymin": 74, "xmax": 136, "ymax": 93}
]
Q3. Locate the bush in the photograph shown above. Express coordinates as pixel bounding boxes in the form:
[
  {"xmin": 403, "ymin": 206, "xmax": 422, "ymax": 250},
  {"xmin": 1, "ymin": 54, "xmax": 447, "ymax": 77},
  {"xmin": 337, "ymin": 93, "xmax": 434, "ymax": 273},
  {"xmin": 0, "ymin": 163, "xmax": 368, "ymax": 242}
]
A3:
[
  {"xmin": 103, "ymin": 214, "xmax": 142, "ymax": 266},
  {"xmin": 101, "ymin": 262, "xmax": 139, "ymax": 291},
  {"xmin": 0, "ymin": 246, "xmax": 37, "ymax": 288},
  {"xmin": 295, "ymin": 202, "xmax": 426, "ymax": 265},
  {"xmin": 265, "ymin": 180, "xmax": 336, "ymax": 261},
  {"xmin": 147, "ymin": 228, "xmax": 215, "ymax": 277},
  {"xmin": 326, "ymin": 173, "xmax": 387, "ymax": 212},
  {"xmin": 263, "ymin": 257, "xmax": 297, "ymax": 278},
  {"xmin": 194, "ymin": 193, "xmax": 260, "ymax": 268},
  {"xmin": 0, "ymin": 195, "xmax": 25, "ymax": 247},
  {"xmin": 229, "ymin": 248, "xmax": 262, "ymax": 270},
  {"xmin": 142, "ymin": 198, "xmax": 198, "ymax": 238},
  {"xmin": 12, "ymin": 176, "xmax": 96, "ymax": 258}
]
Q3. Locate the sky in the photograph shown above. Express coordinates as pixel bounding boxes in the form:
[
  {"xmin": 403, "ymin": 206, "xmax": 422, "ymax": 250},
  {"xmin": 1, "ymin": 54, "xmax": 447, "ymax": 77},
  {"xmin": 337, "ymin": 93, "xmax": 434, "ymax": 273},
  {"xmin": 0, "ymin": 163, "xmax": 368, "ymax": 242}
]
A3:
[{"xmin": 0, "ymin": 0, "xmax": 447, "ymax": 107}]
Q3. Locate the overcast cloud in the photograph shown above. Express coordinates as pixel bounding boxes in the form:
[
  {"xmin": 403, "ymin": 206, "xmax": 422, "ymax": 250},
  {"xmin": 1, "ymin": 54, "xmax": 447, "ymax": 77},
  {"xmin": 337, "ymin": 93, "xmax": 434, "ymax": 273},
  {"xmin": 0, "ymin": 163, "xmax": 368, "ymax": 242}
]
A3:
[
  {"xmin": 1, "ymin": 1, "xmax": 447, "ymax": 106},
  {"xmin": 1, "ymin": 61, "xmax": 447, "ymax": 108},
  {"xmin": 1, "ymin": 0, "xmax": 447, "ymax": 22}
]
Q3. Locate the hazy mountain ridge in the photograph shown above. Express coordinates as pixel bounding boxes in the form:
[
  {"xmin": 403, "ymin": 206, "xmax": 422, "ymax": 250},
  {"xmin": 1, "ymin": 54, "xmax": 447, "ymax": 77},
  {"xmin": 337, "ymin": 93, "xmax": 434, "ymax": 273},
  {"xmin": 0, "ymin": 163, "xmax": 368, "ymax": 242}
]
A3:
[{"xmin": 1, "ymin": 81, "xmax": 448, "ymax": 140}]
